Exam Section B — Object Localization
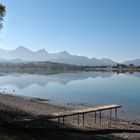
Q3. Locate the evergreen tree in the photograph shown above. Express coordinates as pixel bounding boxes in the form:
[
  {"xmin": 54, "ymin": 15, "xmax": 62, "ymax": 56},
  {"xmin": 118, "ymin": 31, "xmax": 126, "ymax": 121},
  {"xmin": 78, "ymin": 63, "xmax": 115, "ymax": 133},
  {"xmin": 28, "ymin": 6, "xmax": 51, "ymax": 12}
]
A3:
[{"xmin": 0, "ymin": 4, "xmax": 5, "ymax": 30}]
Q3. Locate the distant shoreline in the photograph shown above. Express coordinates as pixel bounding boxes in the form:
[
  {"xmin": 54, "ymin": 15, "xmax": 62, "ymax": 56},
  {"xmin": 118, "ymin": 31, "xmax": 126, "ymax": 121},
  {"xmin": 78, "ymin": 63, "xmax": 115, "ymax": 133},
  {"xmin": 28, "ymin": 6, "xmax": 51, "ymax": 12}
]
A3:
[
  {"xmin": 0, "ymin": 60, "xmax": 139, "ymax": 73},
  {"xmin": 0, "ymin": 67, "xmax": 139, "ymax": 75}
]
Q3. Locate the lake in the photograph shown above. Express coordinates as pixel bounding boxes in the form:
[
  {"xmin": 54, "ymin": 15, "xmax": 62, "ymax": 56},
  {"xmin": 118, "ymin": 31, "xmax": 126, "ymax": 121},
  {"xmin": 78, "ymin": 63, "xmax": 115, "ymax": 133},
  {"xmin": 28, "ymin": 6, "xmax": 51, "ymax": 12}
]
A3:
[{"xmin": 0, "ymin": 71, "xmax": 140, "ymax": 121}]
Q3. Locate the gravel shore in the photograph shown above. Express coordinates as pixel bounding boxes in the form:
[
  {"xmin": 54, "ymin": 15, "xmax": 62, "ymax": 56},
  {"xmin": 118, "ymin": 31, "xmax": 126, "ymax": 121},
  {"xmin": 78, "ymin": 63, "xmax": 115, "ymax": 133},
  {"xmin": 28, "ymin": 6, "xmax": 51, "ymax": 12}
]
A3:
[
  {"xmin": 0, "ymin": 93, "xmax": 67, "ymax": 115},
  {"xmin": 0, "ymin": 93, "xmax": 140, "ymax": 140}
]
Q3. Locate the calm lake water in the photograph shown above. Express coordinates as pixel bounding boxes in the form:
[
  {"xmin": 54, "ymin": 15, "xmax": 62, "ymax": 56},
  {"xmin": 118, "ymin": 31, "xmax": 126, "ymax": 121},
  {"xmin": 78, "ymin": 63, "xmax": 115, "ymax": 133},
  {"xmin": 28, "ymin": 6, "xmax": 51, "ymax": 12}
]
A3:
[{"xmin": 0, "ymin": 71, "xmax": 140, "ymax": 121}]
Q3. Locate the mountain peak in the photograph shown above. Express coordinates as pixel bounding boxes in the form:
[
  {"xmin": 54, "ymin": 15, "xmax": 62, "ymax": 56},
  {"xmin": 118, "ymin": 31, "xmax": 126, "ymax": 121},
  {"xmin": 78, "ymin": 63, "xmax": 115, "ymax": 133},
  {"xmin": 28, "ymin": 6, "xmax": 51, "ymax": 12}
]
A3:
[
  {"xmin": 37, "ymin": 49, "xmax": 48, "ymax": 53},
  {"xmin": 14, "ymin": 46, "xmax": 32, "ymax": 52},
  {"xmin": 17, "ymin": 46, "xmax": 27, "ymax": 50},
  {"xmin": 59, "ymin": 51, "xmax": 70, "ymax": 55}
]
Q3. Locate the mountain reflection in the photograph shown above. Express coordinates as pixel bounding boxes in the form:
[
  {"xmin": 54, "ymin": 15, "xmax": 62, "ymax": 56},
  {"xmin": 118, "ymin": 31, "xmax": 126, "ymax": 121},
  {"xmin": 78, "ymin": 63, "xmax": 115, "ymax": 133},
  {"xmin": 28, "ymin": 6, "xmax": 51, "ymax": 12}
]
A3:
[
  {"xmin": 126, "ymin": 72, "xmax": 140, "ymax": 78},
  {"xmin": 0, "ymin": 70, "xmax": 139, "ymax": 89},
  {"xmin": 0, "ymin": 71, "xmax": 114, "ymax": 89}
]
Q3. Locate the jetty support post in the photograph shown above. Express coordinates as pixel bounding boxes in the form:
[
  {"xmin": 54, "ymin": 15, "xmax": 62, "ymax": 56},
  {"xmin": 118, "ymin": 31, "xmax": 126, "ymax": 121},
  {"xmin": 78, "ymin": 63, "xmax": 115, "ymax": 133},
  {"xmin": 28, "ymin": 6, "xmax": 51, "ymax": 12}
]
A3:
[
  {"xmin": 78, "ymin": 114, "xmax": 80, "ymax": 125},
  {"xmin": 110, "ymin": 109, "xmax": 112, "ymax": 121},
  {"xmin": 95, "ymin": 111, "xmax": 97, "ymax": 124},
  {"xmin": 99, "ymin": 110, "xmax": 102, "ymax": 125},
  {"xmin": 58, "ymin": 117, "xmax": 60, "ymax": 126},
  {"xmin": 82, "ymin": 113, "xmax": 85, "ymax": 126},
  {"xmin": 115, "ymin": 108, "xmax": 117, "ymax": 120},
  {"xmin": 63, "ymin": 116, "xmax": 65, "ymax": 126},
  {"xmin": 115, "ymin": 108, "xmax": 118, "ymax": 125},
  {"xmin": 109, "ymin": 109, "xmax": 112, "ymax": 126}
]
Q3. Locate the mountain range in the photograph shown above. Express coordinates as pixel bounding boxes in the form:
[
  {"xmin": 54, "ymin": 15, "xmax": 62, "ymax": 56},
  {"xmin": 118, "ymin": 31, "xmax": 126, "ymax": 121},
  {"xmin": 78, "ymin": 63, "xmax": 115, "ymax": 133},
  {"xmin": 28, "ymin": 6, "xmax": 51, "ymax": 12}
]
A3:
[{"xmin": 0, "ymin": 46, "xmax": 139, "ymax": 66}]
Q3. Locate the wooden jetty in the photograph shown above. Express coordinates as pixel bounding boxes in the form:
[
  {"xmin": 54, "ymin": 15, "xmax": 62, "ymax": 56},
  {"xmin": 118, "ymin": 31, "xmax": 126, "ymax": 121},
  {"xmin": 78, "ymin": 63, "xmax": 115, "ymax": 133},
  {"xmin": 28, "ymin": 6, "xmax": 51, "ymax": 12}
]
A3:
[
  {"xmin": 51, "ymin": 104, "xmax": 121, "ymax": 126},
  {"xmin": 19, "ymin": 104, "xmax": 121, "ymax": 127}
]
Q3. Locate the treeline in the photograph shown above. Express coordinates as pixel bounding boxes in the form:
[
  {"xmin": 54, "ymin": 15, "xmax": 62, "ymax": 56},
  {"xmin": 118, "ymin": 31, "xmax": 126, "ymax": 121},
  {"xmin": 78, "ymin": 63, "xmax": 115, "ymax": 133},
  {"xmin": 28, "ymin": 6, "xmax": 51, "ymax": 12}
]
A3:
[
  {"xmin": 0, "ymin": 61, "xmax": 82, "ymax": 70},
  {"xmin": 0, "ymin": 61, "xmax": 139, "ymax": 72}
]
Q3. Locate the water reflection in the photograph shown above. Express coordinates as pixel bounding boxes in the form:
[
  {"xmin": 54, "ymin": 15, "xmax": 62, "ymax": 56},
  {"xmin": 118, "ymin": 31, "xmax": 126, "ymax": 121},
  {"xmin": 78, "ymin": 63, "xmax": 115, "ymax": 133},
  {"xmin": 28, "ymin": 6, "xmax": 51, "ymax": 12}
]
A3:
[
  {"xmin": 0, "ymin": 72, "xmax": 114, "ymax": 89},
  {"xmin": 0, "ymin": 71, "xmax": 140, "ymax": 121}
]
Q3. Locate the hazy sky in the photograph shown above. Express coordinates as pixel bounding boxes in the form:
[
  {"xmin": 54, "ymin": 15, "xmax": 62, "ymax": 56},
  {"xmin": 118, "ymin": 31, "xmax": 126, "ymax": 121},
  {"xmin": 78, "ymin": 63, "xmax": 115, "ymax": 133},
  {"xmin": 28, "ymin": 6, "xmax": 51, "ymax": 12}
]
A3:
[{"xmin": 0, "ymin": 0, "xmax": 140, "ymax": 62}]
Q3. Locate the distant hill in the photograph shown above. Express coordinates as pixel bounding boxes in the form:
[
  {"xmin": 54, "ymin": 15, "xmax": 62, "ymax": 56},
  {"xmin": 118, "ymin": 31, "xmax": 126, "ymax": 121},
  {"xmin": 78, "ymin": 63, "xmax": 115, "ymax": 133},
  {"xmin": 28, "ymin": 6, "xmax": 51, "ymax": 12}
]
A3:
[
  {"xmin": 123, "ymin": 59, "xmax": 140, "ymax": 66},
  {"xmin": 0, "ymin": 46, "xmax": 117, "ymax": 66}
]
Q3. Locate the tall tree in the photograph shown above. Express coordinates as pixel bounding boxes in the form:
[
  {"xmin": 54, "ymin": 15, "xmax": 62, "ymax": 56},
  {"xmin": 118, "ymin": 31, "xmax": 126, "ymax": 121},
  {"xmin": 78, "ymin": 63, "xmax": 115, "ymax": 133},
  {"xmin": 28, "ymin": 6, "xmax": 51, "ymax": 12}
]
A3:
[{"xmin": 0, "ymin": 4, "xmax": 5, "ymax": 30}]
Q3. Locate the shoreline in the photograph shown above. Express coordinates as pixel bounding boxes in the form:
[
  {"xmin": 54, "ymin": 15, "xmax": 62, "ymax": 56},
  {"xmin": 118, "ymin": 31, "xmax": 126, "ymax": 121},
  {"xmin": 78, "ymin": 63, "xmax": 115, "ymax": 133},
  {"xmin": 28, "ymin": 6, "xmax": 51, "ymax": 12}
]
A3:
[{"xmin": 0, "ymin": 93, "xmax": 140, "ymax": 140}]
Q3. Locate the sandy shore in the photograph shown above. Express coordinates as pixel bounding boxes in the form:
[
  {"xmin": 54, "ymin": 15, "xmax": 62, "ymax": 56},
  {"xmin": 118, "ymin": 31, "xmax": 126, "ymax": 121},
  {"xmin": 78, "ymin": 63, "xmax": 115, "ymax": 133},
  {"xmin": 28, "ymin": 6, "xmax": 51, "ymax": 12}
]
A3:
[{"xmin": 0, "ymin": 93, "xmax": 140, "ymax": 140}]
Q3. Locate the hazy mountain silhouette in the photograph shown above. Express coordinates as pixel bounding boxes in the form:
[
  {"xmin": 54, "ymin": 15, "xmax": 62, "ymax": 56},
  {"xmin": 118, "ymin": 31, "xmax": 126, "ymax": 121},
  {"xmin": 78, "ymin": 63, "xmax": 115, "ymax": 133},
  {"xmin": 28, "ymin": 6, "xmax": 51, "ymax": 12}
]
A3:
[
  {"xmin": 0, "ymin": 46, "xmax": 139, "ymax": 66},
  {"xmin": 0, "ymin": 46, "xmax": 117, "ymax": 66}
]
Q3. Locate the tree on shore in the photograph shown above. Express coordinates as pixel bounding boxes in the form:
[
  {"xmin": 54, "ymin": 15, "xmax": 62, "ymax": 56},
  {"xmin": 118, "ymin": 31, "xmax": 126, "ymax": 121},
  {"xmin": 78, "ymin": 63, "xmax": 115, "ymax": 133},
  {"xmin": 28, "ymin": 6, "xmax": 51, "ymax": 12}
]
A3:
[{"xmin": 0, "ymin": 4, "xmax": 5, "ymax": 30}]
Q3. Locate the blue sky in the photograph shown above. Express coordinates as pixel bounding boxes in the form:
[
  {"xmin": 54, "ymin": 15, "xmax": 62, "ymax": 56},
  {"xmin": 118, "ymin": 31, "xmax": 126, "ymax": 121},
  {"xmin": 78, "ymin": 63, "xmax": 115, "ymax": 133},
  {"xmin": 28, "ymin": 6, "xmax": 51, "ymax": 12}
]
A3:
[{"xmin": 0, "ymin": 0, "xmax": 140, "ymax": 62}]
